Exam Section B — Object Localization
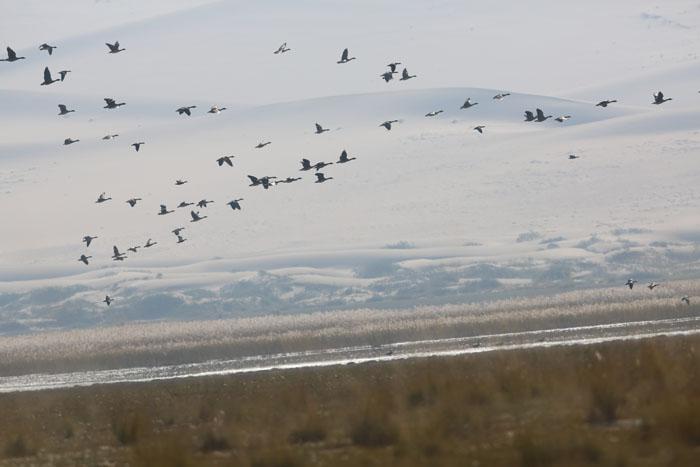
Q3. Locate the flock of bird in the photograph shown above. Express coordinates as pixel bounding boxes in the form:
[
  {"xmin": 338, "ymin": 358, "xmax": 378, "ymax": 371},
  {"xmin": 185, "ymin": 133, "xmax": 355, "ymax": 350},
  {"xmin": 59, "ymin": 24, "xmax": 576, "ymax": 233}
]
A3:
[{"xmin": 1, "ymin": 41, "xmax": 693, "ymax": 307}]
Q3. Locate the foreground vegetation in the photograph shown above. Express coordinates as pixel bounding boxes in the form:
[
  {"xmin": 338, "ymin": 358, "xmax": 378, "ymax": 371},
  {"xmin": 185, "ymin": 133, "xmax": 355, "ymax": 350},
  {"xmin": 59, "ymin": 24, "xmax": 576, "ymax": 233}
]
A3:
[{"xmin": 1, "ymin": 335, "xmax": 699, "ymax": 466}]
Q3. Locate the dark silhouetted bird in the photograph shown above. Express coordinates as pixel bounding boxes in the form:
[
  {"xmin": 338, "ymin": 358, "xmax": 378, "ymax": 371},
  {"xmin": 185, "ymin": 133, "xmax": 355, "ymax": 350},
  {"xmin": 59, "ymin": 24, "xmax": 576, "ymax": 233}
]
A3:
[
  {"xmin": 131, "ymin": 142, "xmax": 145, "ymax": 152},
  {"xmin": 473, "ymin": 125, "xmax": 485, "ymax": 134},
  {"xmin": 313, "ymin": 161, "xmax": 333, "ymax": 171},
  {"xmin": 493, "ymin": 93, "xmax": 510, "ymax": 100},
  {"xmin": 102, "ymin": 134, "xmax": 119, "ymax": 140},
  {"xmin": 41, "ymin": 67, "xmax": 59, "ymax": 85},
  {"xmin": 172, "ymin": 227, "xmax": 185, "ymax": 235},
  {"xmin": 524, "ymin": 110, "xmax": 536, "ymax": 122},
  {"xmin": 208, "ymin": 106, "xmax": 227, "ymax": 114},
  {"xmin": 1, "ymin": 47, "xmax": 25, "ymax": 62},
  {"xmin": 535, "ymin": 108, "xmax": 552, "ymax": 122},
  {"xmin": 127, "ymin": 246, "xmax": 141, "ymax": 253},
  {"xmin": 380, "ymin": 120, "xmax": 399, "ymax": 130},
  {"xmin": 380, "ymin": 72, "xmax": 394, "ymax": 83},
  {"xmin": 158, "ymin": 204, "xmax": 174, "ymax": 215},
  {"xmin": 177, "ymin": 201, "xmax": 194, "ymax": 208},
  {"xmin": 126, "ymin": 197, "xmax": 142, "ymax": 207},
  {"xmin": 681, "ymin": 296, "xmax": 690, "ymax": 305},
  {"xmin": 106, "ymin": 41, "xmax": 125, "ymax": 53},
  {"xmin": 104, "ymin": 98, "xmax": 125, "ymax": 109},
  {"xmin": 625, "ymin": 279, "xmax": 637, "ymax": 289},
  {"xmin": 96, "ymin": 192, "xmax": 111, "ymax": 203},
  {"xmin": 653, "ymin": 91, "xmax": 672, "ymax": 105},
  {"xmin": 103, "ymin": 295, "xmax": 113, "ymax": 306},
  {"xmin": 337, "ymin": 150, "xmax": 356, "ymax": 163},
  {"xmin": 315, "ymin": 123, "xmax": 329, "ymax": 134},
  {"xmin": 337, "ymin": 48, "xmax": 356, "ymax": 63},
  {"xmin": 217, "ymin": 156, "xmax": 234, "ymax": 167},
  {"xmin": 190, "ymin": 210, "xmax": 207, "ymax": 222},
  {"xmin": 425, "ymin": 110, "xmax": 443, "ymax": 117},
  {"xmin": 315, "ymin": 173, "xmax": 333, "ymax": 183},
  {"xmin": 112, "ymin": 246, "xmax": 127, "ymax": 261},
  {"xmin": 255, "ymin": 141, "xmax": 271, "ymax": 148},
  {"xmin": 387, "ymin": 62, "xmax": 401, "ymax": 73},
  {"xmin": 399, "ymin": 68, "xmax": 415, "ymax": 81},
  {"xmin": 176, "ymin": 105, "xmax": 197, "ymax": 116},
  {"xmin": 274, "ymin": 42, "xmax": 291, "ymax": 54},
  {"xmin": 82, "ymin": 235, "xmax": 98, "ymax": 247},
  {"xmin": 64, "ymin": 138, "xmax": 79, "ymax": 145},
  {"xmin": 647, "ymin": 282, "xmax": 659, "ymax": 290},
  {"xmin": 461, "ymin": 98, "xmax": 478, "ymax": 109},
  {"xmin": 300, "ymin": 159, "xmax": 313, "ymax": 171},
  {"xmin": 596, "ymin": 99, "xmax": 617, "ymax": 108},
  {"xmin": 276, "ymin": 177, "xmax": 301, "ymax": 184},
  {"xmin": 175, "ymin": 179, "xmax": 188, "ymax": 186},
  {"xmin": 568, "ymin": 154, "xmax": 579, "ymax": 160},
  {"xmin": 58, "ymin": 104, "xmax": 74, "ymax": 116},
  {"xmin": 248, "ymin": 175, "xmax": 276, "ymax": 189},
  {"xmin": 144, "ymin": 238, "xmax": 157, "ymax": 248},
  {"xmin": 78, "ymin": 254, "xmax": 92, "ymax": 265},
  {"xmin": 197, "ymin": 199, "xmax": 214, "ymax": 208},
  {"xmin": 39, "ymin": 43, "xmax": 57, "ymax": 55},
  {"xmin": 176, "ymin": 234, "xmax": 187, "ymax": 244},
  {"xmin": 227, "ymin": 198, "xmax": 243, "ymax": 210}
]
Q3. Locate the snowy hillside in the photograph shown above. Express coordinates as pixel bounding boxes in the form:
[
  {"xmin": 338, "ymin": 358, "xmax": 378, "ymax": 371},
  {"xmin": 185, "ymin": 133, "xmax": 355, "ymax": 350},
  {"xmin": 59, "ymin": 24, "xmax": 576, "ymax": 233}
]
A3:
[{"xmin": 1, "ymin": 0, "xmax": 700, "ymax": 333}]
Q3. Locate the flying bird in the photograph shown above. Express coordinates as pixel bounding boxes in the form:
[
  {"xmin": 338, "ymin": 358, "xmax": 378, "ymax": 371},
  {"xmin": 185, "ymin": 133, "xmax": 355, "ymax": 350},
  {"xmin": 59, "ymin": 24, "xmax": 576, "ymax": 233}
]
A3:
[
  {"xmin": 59, "ymin": 70, "xmax": 71, "ymax": 81},
  {"xmin": 104, "ymin": 98, "xmax": 125, "ymax": 109},
  {"xmin": 425, "ymin": 110, "xmax": 443, "ymax": 117},
  {"xmin": 315, "ymin": 173, "xmax": 333, "ymax": 183},
  {"xmin": 103, "ymin": 295, "xmax": 113, "ymax": 306},
  {"xmin": 176, "ymin": 234, "xmax": 187, "ymax": 244},
  {"xmin": 255, "ymin": 141, "xmax": 271, "ymax": 149},
  {"xmin": 111, "ymin": 246, "xmax": 127, "ymax": 261},
  {"xmin": 78, "ymin": 254, "xmax": 92, "ymax": 265},
  {"xmin": 96, "ymin": 192, "xmax": 111, "ymax": 203},
  {"xmin": 535, "ymin": 108, "xmax": 552, "ymax": 122},
  {"xmin": 274, "ymin": 42, "xmax": 291, "ymax": 54},
  {"xmin": 524, "ymin": 111, "xmax": 536, "ymax": 122},
  {"xmin": 131, "ymin": 142, "xmax": 145, "ymax": 152},
  {"xmin": 227, "ymin": 198, "xmax": 244, "ymax": 210},
  {"xmin": 337, "ymin": 48, "xmax": 356, "ymax": 64},
  {"xmin": 127, "ymin": 246, "xmax": 141, "ymax": 253},
  {"xmin": 41, "ymin": 67, "xmax": 60, "ymax": 85},
  {"xmin": 473, "ymin": 125, "xmax": 485, "ymax": 134},
  {"xmin": 460, "ymin": 98, "xmax": 478, "ymax": 109},
  {"xmin": 596, "ymin": 100, "xmax": 617, "ymax": 108},
  {"xmin": 313, "ymin": 161, "xmax": 333, "ymax": 171},
  {"xmin": 380, "ymin": 72, "xmax": 394, "ymax": 83},
  {"xmin": 208, "ymin": 106, "xmax": 227, "ymax": 114},
  {"xmin": 144, "ymin": 238, "xmax": 157, "ymax": 248},
  {"xmin": 681, "ymin": 296, "xmax": 690, "ymax": 305},
  {"xmin": 300, "ymin": 159, "xmax": 313, "ymax": 171},
  {"xmin": 126, "ymin": 197, "xmax": 142, "ymax": 207},
  {"xmin": 625, "ymin": 279, "xmax": 638, "ymax": 289},
  {"xmin": 337, "ymin": 150, "xmax": 356, "ymax": 163},
  {"xmin": 647, "ymin": 282, "xmax": 659, "ymax": 290},
  {"xmin": 158, "ymin": 204, "xmax": 174, "ymax": 215},
  {"xmin": 568, "ymin": 154, "xmax": 579, "ymax": 160},
  {"xmin": 493, "ymin": 93, "xmax": 511, "ymax": 100},
  {"xmin": 64, "ymin": 138, "xmax": 79, "ymax": 145},
  {"xmin": 190, "ymin": 210, "xmax": 207, "ymax": 222},
  {"xmin": 175, "ymin": 179, "xmax": 188, "ymax": 186},
  {"xmin": 172, "ymin": 228, "xmax": 185, "ymax": 235},
  {"xmin": 176, "ymin": 105, "xmax": 197, "ymax": 116},
  {"xmin": 387, "ymin": 62, "xmax": 401, "ymax": 73},
  {"xmin": 217, "ymin": 156, "xmax": 234, "ymax": 167},
  {"xmin": 82, "ymin": 235, "xmax": 98, "ymax": 247},
  {"xmin": 653, "ymin": 91, "xmax": 672, "ymax": 105},
  {"xmin": 275, "ymin": 177, "xmax": 301, "ymax": 184},
  {"xmin": 177, "ymin": 201, "xmax": 194, "ymax": 208},
  {"xmin": 315, "ymin": 123, "xmax": 330, "ymax": 134},
  {"xmin": 197, "ymin": 199, "xmax": 214, "ymax": 208},
  {"xmin": 58, "ymin": 104, "xmax": 75, "ymax": 116},
  {"xmin": 102, "ymin": 134, "xmax": 119, "ymax": 140},
  {"xmin": 380, "ymin": 120, "xmax": 399, "ymax": 131},
  {"xmin": 555, "ymin": 115, "xmax": 571, "ymax": 122},
  {"xmin": 106, "ymin": 41, "xmax": 125, "ymax": 54},
  {"xmin": 399, "ymin": 68, "xmax": 416, "ymax": 81},
  {"xmin": 248, "ymin": 175, "xmax": 276, "ymax": 189},
  {"xmin": 39, "ymin": 43, "xmax": 57, "ymax": 55},
  {"xmin": 1, "ymin": 47, "xmax": 25, "ymax": 62}
]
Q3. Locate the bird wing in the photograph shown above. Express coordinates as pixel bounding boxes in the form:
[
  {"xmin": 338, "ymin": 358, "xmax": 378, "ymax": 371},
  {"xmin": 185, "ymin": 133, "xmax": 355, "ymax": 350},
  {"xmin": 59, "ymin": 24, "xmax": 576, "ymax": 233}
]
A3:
[
  {"xmin": 160, "ymin": 204, "xmax": 167, "ymax": 212},
  {"xmin": 105, "ymin": 98, "xmax": 115, "ymax": 105},
  {"xmin": 315, "ymin": 173, "xmax": 324, "ymax": 181},
  {"xmin": 341, "ymin": 48, "xmax": 348, "ymax": 61},
  {"xmin": 248, "ymin": 175, "xmax": 259, "ymax": 184},
  {"xmin": 225, "ymin": 158, "xmax": 233, "ymax": 166},
  {"xmin": 340, "ymin": 150, "xmax": 347, "ymax": 160},
  {"xmin": 656, "ymin": 91, "xmax": 664, "ymax": 100},
  {"xmin": 113, "ymin": 246, "xmax": 121, "ymax": 256},
  {"xmin": 44, "ymin": 67, "xmax": 52, "ymax": 82},
  {"xmin": 402, "ymin": 68, "xmax": 409, "ymax": 79},
  {"xmin": 7, "ymin": 47, "xmax": 16, "ymax": 60},
  {"xmin": 315, "ymin": 123, "xmax": 323, "ymax": 132},
  {"xmin": 190, "ymin": 211, "xmax": 199, "ymax": 220},
  {"xmin": 217, "ymin": 158, "xmax": 224, "ymax": 166},
  {"xmin": 106, "ymin": 42, "xmax": 115, "ymax": 51},
  {"xmin": 58, "ymin": 104, "xmax": 67, "ymax": 112},
  {"xmin": 536, "ymin": 108, "xmax": 545, "ymax": 119}
]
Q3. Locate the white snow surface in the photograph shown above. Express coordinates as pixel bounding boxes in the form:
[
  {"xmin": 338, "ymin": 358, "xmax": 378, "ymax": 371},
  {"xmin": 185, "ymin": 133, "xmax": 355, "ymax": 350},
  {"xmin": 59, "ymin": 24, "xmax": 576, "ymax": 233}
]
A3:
[{"xmin": 1, "ymin": 0, "xmax": 700, "ymax": 333}]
